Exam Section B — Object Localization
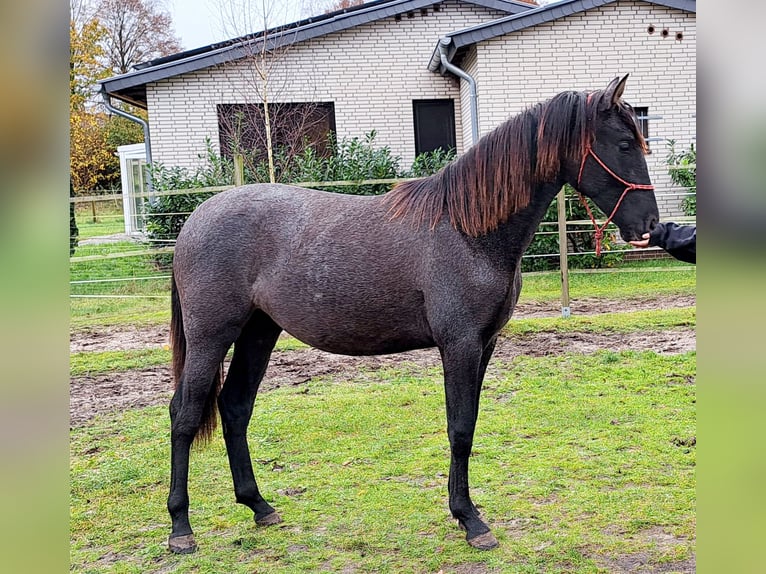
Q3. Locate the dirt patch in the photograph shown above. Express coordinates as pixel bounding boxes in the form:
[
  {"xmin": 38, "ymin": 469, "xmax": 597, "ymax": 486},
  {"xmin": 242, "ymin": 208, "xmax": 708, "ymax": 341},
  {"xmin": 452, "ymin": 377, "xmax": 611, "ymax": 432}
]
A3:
[
  {"xmin": 69, "ymin": 294, "xmax": 696, "ymax": 354},
  {"xmin": 70, "ymin": 365, "xmax": 172, "ymax": 428},
  {"xmin": 70, "ymin": 324, "xmax": 170, "ymax": 353},
  {"xmin": 69, "ymin": 326, "xmax": 695, "ymax": 428},
  {"xmin": 70, "ymin": 293, "xmax": 695, "ymax": 427},
  {"xmin": 511, "ymin": 293, "xmax": 696, "ymax": 319},
  {"xmin": 588, "ymin": 526, "xmax": 695, "ymax": 573}
]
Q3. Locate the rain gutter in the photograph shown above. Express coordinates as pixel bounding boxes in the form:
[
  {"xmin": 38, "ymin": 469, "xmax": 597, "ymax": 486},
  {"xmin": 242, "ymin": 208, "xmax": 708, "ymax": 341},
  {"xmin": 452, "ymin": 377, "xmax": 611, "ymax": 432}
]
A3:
[
  {"xmin": 101, "ymin": 87, "xmax": 154, "ymax": 193},
  {"xmin": 431, "ymin": 36, "xmax": 479, "ymax": 146}
]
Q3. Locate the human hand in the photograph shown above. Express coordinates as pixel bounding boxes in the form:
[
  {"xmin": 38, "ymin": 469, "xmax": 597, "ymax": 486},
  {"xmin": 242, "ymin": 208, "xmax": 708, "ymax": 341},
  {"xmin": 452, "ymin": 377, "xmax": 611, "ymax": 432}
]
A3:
[{"xmin": 629, "ymin": 232, "xmax": 651, "ymax": 248}]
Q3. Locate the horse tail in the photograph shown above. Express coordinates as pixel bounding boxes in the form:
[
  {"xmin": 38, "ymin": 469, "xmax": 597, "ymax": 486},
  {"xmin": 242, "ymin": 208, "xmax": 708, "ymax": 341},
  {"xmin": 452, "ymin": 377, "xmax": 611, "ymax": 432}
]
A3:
[
  {"xmin": 170, "ymin": 272, "xmax": 186, "ymax": 391},
  {"xmin": 170, "ymin": 272, "xmax": 222, "ymax": 445}
]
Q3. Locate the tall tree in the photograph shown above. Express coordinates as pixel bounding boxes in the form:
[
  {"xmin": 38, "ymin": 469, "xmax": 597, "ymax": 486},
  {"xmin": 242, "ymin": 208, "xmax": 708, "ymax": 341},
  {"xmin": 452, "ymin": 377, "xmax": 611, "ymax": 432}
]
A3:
[
  {"xmin": 69, "ymin": 0, "xmax": 179, "ymax": 192},
  {"xmin": 70, "ymin": 14, "xmax": 108, "ymax": 109},
  {"xmin": 70, "ymin": 4, "xmax": 116, "ymax": 192},
  {"xmin": 70, "ymin": 109, "xmax": 120, "ymax": 191},
  {"xmin": 95, "ymin": 0, "xmax": 182, "ymax": 74}
]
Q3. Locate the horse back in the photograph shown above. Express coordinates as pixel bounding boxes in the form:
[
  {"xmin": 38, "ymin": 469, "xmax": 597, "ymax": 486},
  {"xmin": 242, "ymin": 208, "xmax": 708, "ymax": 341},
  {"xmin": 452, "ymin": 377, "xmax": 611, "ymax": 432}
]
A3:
[{"xmin": 174, "ymin": 184, "xmax": 436, "ymax": 354}]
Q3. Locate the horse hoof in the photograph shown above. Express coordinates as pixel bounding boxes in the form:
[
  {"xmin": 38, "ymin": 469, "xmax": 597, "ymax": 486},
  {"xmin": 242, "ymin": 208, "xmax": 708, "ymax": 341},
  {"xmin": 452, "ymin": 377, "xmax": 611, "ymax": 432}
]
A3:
[
  {"xmin": 168, "ymin": 534, "xmax": 197, "ymax": 554},
  {"xmin": 255, "ymin": 511, "xmax": 282, "ymax": 526},
  {"xmin": 467, "ymin": 531, "xmax": 499, "ymax": 550}
]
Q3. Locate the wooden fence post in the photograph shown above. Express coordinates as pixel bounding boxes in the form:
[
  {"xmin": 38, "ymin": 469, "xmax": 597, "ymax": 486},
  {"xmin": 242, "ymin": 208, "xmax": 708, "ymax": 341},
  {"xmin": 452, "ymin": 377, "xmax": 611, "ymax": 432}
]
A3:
[
  {"xmin": 557, "ymin": 188, "xmax": 571, "ymax": 318},
  {"xmin": 233, "ymin": 154, "xmax": 244, "ymax": 187}
]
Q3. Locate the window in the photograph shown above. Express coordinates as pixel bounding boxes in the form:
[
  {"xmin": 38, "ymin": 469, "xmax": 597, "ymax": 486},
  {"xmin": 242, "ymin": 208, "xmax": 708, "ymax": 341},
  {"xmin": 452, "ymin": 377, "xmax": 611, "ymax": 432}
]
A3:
[
  {"xmin": 413, "ymin": 99, "xmax": 456, "ymax": 155},
  {"xmin": 634, "ymin": 106, "xmax": 650, "ymax": 152},
  {"xmin": 217, "ymin": 102, "xmax": 336, "ymax": 162}
]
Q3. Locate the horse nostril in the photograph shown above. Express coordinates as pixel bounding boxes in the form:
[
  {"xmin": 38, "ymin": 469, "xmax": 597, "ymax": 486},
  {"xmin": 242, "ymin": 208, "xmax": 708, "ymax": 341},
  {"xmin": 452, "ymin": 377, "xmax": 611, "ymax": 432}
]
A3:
[{"xmin": 648, "ymin": 216, "xmax": 658, "ymax": 231}]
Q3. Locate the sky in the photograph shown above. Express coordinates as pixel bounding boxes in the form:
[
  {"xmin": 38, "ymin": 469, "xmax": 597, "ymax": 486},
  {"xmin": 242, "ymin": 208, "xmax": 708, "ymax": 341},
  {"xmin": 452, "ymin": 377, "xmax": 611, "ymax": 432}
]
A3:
[
  {"xmin": 166, "ymin": 0, "xmax": 321, "ymax": 51},
  {"xmin": 167, "ymin": 0, "xmax": 227, "ymax": 50}
]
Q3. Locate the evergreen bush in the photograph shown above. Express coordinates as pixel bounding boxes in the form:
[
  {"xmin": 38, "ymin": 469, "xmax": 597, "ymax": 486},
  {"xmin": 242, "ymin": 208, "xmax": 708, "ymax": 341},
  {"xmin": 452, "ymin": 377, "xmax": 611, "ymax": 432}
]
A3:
[{"xmin": 666, "ymin": 140, "xmax": 696, "ymax": 216}]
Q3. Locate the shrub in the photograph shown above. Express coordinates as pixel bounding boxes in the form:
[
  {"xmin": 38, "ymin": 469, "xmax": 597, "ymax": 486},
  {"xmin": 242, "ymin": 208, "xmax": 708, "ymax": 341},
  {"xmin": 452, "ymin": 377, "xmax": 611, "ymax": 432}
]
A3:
[
  {"xmin": 242, "ymin": 132, "xmax": 455, "ymax": 194},
  {"xmin": 404, "ymin": 147, "xmax": 457, "ymax": 178},
  {"xmin": 666, "ymin": 140, "xmax": 696, "ymax": 216},
  {"xmin": 289, "ymin": 131, "xmax": 402, "ymax": 195},
  {"xmin": 235, "ymin": 131, "xmax": 402, "ymax": 194},
  {"xmin": 143, "ymin": 141, "xmax": 233, "ymax": 267}
]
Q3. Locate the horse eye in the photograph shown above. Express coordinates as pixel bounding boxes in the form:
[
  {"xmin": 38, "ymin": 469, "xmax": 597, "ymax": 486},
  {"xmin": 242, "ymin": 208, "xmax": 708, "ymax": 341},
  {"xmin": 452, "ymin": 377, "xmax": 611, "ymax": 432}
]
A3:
[{"xmin": 619, "ymin": 141, "xmax": 631, "ymax": 151}]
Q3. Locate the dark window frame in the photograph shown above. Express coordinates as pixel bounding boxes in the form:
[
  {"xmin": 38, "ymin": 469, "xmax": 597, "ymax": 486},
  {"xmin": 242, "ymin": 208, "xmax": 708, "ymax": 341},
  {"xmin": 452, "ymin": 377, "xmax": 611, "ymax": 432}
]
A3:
[
  {"xmin": 412, "ymin": 99, "xmax": 457, "ymax": 156},
  {"xmin": 217, "ymin": 101, "xmax": 337, "ymax": 162},
  {"xmin": 634, "ymin": 106, "xmax": 651, "ymax": 153}
]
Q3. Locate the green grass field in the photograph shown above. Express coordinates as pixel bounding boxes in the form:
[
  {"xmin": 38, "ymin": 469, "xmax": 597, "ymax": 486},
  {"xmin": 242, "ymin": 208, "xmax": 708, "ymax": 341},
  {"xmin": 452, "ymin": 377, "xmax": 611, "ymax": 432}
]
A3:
[
  {"xmin": 70, "ymin": 350, "xmax": 695, "ymax": 573},
  {"xmin": 70, "ymin": 202, "xmax": 696, "ymax": 572},
  {"xmin": 74, "ymin": 200, "xmax": 125, "ymax": 239}
]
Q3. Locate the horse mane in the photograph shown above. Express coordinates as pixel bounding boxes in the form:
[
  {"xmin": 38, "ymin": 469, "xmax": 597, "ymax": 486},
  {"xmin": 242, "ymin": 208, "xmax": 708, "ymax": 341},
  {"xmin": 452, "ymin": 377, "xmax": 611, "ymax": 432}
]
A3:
[{"xmin": 384, "ymin": 88, "xmax": 646, "ymax": 237}]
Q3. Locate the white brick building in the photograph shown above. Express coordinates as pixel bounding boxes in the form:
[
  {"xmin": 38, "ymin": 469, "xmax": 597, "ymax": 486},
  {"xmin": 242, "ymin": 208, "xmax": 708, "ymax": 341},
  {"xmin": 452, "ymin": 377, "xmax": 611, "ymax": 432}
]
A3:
[
  {"xmin": 434, "ymin": 0, "xmax": 696, "ymax": 217},
  {"xmin": 101, "ymin": 0, "xmax": 696, "ymax": 217}
]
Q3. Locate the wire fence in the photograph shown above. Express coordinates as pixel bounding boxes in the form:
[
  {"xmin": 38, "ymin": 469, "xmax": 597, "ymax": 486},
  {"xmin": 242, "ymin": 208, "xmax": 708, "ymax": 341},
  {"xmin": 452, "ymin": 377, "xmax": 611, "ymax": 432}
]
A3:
[{"xmin": 70, "ymin": 178, "xmax": 695, "ymax": 316}]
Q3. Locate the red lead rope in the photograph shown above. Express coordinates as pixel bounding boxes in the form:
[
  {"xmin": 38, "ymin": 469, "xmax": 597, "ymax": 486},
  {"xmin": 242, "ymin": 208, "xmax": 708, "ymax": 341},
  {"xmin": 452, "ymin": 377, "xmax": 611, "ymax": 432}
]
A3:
[{"xmin": 576, "ymin": 145, "xmax": 655, "ymax": 256}]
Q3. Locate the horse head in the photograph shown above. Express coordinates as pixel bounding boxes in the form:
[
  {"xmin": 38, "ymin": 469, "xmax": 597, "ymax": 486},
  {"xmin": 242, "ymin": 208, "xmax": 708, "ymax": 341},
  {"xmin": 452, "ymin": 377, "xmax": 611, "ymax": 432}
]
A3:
[{"xmin": 573, "ymin": 74, "xmax": 659, "ymax": 243}]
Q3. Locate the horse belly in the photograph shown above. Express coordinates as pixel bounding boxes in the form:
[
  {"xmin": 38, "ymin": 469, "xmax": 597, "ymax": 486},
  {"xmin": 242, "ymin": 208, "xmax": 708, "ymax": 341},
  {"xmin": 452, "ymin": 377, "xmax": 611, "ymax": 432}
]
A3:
[{"xmin": 260, "ymin": 283, "xmax": 434, "ymax": 356}]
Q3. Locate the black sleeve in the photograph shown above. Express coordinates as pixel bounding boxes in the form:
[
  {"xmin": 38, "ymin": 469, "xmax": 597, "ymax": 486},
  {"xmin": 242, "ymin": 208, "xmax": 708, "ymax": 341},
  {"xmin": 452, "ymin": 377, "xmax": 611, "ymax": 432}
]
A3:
[{"xmin": 649, "ymin": 223, "xmax": 696, "ymax": 264}]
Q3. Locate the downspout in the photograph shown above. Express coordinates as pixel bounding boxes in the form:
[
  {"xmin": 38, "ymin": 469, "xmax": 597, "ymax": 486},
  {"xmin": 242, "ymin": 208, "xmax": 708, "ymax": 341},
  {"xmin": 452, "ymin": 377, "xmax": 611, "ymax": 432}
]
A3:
[
  {"xmin": 100, "ymin": 88, "xmax": 154, "ymax": 194},
  {"xmin": 437, "ymin": 37, "xmax": 479, "ymax": 146}
]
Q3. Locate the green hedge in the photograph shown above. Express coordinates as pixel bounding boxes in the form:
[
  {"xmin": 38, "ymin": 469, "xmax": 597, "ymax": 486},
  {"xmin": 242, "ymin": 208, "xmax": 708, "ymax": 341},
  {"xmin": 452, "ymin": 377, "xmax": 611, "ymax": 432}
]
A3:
[{"xmin": 666, "ymin": 140, "xmax": 696, "ymax": 216}]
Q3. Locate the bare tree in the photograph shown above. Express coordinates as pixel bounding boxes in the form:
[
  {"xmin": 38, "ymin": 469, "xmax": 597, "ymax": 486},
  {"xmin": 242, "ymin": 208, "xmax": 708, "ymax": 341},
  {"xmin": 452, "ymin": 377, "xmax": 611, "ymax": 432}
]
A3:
[
  {"xmin": 217, "ymin": 101, "xmax": 333, "ymax": 176},
  {"xmin": 95, "ymin": 0, "xmax": 182, "ymax": 74},
  {"xmin": 210, "ymin": 0, "xmax": 335, "ymax": 183},
  {"xmin": 70, "ymin": 0, "xmax": 94, "ymax": 28}
]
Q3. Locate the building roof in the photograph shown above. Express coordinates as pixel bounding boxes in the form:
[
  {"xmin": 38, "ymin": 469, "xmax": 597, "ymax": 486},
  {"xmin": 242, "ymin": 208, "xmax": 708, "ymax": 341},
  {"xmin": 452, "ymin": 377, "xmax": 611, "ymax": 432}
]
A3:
[
  {"xmin": 100, "ymin": 0, "xmax": 535, "ymax": 108},
  {"xmin": 428, "ymin": 0, "xmax": 696, "ymax": 72}
]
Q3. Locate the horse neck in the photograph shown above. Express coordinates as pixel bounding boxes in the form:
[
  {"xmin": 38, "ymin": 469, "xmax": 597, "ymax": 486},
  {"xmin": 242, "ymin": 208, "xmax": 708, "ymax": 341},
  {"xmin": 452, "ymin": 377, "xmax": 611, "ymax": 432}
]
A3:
[{"xmin": 479, "ymin": 179, "xmax": 566, "ymax": 263}]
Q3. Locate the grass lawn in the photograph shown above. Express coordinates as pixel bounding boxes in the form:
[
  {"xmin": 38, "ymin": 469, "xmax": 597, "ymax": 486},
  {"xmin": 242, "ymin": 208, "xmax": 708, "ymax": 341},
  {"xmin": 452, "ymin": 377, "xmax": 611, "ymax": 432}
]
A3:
[
  {"xmin": 74, "ymin": 200, "xmax": 125, "ymax": 239},
  {"xmin": 70, "ymin": 349, "xmax": 695, "ymax": 573},
  {"xmin": 70, "ymin": 241, "xmax": 171, "ymax": 329},
  {"xmin": 520, "ymin": 264, "xmax": 695, "ymax": 303}
]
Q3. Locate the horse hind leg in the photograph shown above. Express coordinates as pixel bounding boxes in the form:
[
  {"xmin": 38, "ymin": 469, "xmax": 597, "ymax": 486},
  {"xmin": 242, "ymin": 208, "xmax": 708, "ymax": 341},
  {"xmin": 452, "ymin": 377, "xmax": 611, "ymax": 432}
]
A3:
[
  {"xmin": 218, "ymin": 311, "xmax": 283, "ymax": 527},
  {"xmin": 167, "ymin": 339, "xmax": 232, "ymax": 554}
]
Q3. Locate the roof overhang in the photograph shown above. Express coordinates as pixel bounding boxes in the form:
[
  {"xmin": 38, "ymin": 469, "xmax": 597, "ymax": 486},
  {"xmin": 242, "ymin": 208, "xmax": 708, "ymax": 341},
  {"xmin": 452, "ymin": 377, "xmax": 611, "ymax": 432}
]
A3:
[
  {"xmin": 429, "ymin": 0, "xmax": 696, "ymax": 74},
  {"xmin": 100, "ymin": 0, "xmax": 535, "ymax": 108}
]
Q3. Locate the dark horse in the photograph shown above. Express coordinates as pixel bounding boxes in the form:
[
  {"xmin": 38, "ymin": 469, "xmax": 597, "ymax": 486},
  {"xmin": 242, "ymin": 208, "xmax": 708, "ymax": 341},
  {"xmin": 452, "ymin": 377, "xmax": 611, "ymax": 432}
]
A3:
[{"xmin": 167, "ymin": 76, "xmax": 658, "ymax": 553}]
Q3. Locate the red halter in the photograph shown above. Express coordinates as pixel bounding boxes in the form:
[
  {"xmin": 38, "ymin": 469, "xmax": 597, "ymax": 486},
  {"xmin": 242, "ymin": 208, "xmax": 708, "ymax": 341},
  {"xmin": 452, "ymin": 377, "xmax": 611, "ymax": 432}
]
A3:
[
  {"xmin": 575, "ymin": 92, "xmax": 654, "ymax": 256},
  {"xmin": 576, "ymin": 142, "xmax": 655, "ymax": 257}
]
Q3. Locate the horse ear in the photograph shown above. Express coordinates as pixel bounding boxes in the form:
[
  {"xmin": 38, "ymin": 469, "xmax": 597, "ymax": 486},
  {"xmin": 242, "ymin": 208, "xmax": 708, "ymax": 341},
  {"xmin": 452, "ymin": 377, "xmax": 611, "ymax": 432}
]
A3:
[{"xmin": 602, "ymin": 74, "xmax": 629, "ymax": 109}]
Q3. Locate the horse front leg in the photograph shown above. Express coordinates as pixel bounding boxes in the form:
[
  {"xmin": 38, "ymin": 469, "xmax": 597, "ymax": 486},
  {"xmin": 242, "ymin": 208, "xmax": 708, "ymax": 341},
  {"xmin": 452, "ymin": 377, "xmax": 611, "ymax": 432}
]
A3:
[{"xmin": 441, "ymin": 338, "xmax": 499, "ymax": 550}]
